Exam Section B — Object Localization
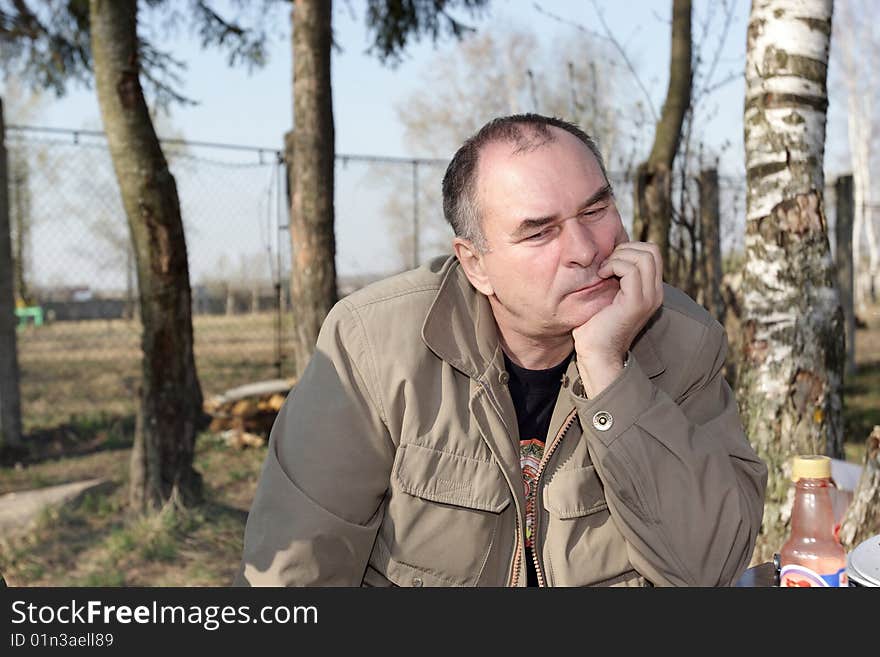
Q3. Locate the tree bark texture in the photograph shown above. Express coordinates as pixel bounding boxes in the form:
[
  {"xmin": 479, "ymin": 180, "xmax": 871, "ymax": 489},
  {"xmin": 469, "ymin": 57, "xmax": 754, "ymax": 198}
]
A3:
[
  {"xmin": 835, "ymin": 174, "xmax": 855, "ymax": 377},
  {"xmin": 699, "ymin": 168, "xmax": 725, "ymax": 324},
  {"xmin": 739, "ymin": 0, "xmax": 843, "ymax": 562},
  {"xmin": 0, "ymin": 99, "xmax": 23, "ymax": 451},
  {"xmin": 632, "ymin": 0, "xmax": 692, "ymax": 284},
  {"xmin": 90, "ymin": 0, "xmax": 204, "ymax": 511},
  {"xmin": 10, "ymin": 157, "xmax": 31, "ymax": 304},
  {"xmin": 290, "ymin": 0, "xmax": 337, "ymax": 379},
  {"xmin": 839, "ymin": 426, "xmax": 880, "ymax": 550}
]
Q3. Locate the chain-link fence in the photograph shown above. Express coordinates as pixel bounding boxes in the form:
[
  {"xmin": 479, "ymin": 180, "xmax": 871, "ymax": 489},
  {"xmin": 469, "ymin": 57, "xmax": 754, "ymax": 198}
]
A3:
[
  {"xmin": 8, "ymin": 125, "xmax": 794, "ymax": 434},
  {"xmin": 6, "ymin": 128, "xmax": 285, "ymax": 431},
  {"xmin": 5, "ymin": 127, "xmax": 473, "ymax": 433}
]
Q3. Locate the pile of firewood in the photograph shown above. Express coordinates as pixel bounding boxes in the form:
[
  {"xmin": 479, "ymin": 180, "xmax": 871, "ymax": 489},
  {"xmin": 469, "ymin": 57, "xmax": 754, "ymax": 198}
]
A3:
[{"xmin": 203, "ymin": 378, "xmax": 295, "ymax": 449}]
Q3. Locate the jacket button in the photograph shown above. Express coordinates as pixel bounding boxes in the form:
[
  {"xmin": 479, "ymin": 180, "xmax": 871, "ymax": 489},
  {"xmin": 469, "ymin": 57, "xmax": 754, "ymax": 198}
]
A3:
[
  {"xmin": 411, "ymin": 577, "xmax": 423, "ymax": 587},
  {"xmin": 498, "ymin": 371, "xmax": 509, "ymax": 385},
  {"xmin": 592, "ymin": 411, "xmax": 613, "ymax": 431}
]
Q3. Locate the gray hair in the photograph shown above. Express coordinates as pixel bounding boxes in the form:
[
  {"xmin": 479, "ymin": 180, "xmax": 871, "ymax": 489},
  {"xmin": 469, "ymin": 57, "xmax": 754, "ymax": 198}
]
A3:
[{"xmin": 441, "ymin": 113, "xmax": 609, "ymax": 252}]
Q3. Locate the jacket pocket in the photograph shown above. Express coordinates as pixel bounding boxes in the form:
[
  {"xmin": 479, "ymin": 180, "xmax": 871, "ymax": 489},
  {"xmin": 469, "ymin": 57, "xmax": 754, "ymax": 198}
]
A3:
[
  {"xmin": 543, "ymin": 465, "xmax": 608, "ymax": 518},
  {"xmin": 393, "ymin": 443, "xmax": 511, "ymax": 512},
  {"xmin": 541, "ymin": 465, "xmax": 636, "ymax": 586},
  {"xmin": 379, "ymin": 443, "xmax": 511, "ymax": 586}
]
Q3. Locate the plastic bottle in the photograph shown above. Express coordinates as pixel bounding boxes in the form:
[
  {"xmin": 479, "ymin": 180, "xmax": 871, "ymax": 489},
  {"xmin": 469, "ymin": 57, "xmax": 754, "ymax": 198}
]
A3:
[{"xmin": 779, "ymin": 455, "xmax": 848, "ymax": 587}]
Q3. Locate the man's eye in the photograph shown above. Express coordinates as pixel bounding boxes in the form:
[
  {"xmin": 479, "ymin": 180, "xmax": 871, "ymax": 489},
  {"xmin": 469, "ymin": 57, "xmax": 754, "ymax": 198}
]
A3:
[
  {"xmin": 527, "ymin": 229, "xmax": 550, "ymax": 240},
  {"xmin": 581, "ymin": 206, "xmax": 607, "ymax": 218}
]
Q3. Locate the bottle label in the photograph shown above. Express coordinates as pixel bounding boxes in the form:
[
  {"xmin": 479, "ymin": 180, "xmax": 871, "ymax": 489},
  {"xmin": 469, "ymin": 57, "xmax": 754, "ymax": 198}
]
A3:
[{"xmin": 780, "ymin": 564, "xmax": 848, "ymax": 587}]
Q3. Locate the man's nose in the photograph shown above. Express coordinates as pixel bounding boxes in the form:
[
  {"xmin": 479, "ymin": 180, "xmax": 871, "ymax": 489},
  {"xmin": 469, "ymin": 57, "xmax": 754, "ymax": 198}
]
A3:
[{"xmin": 562, "ymin": 217, "xmax": 599, "ymax": 268}]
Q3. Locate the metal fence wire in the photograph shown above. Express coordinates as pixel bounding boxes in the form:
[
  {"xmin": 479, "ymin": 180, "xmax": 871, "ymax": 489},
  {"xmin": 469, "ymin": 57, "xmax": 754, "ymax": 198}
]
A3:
[
  {"xmin": 6, "ymin": 125, "xmax": 768, "ymax": 434},
  {"xmin": 5, "ymin": 127, "xmax": 453, "ymax": 432}
]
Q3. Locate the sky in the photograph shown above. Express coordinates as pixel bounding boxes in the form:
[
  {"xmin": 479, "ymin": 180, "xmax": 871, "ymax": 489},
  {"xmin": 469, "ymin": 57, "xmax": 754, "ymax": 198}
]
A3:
[
  {"xmin": 2, "ymin": 0, "xmax": 856, "ymax": 288},
  {"xmin": 15, "ymin": 0, "xmax": 759, "ymax": 164}
]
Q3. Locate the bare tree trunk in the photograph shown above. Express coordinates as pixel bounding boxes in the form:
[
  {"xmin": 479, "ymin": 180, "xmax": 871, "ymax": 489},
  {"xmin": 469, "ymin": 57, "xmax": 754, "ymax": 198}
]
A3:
[
  {"xmin": 739, "ymin": 0, "xmax": 843, "ymax": 562},
  {"xmin": 289, "ymin": 0, "xmax": 337, "ymax": 379},
  {"xmin": 864, "ymin": 197, "xmax": 880, "ymax": 303},
  {"xmin": 90, "ymin": 0, "xmax": 204, "ymax": 511},
  {"xmin": 847, "ymin": 94, "xmax": 867, "ymax": 314},
  {"xmin": 835, "ymin": 175, "xmax": 856, "ymax": 377},
  {"xmin": 225, "ymin": 284, "xmax": 234, "ymax": 316},
  {"xmin": 124, "ymin": 245, "xmax": 135, "ymax": 320},
  {"xmin": 839, "ymin": 426, "xmax": 880, "ymax": 550},
  {"xmin": 699, "ymin": 167, "xmax": 725, "ymax": 324},
  {"xmin": 0, "ymin": 99, "xmax": 23, "ymax": 452},
  {"xmin": 10, "ymin": 160, "xmax": 30, "ymax": 304},
  {"xmin": 632, "ymin": 0, "xmax": 691, "ymax": 284}
]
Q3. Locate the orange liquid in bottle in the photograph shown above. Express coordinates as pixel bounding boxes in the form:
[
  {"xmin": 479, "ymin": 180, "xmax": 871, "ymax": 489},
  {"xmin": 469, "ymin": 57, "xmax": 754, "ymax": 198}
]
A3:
[{"xmin": 779, "ymin": 456, "xmax": 848, "ymax": 587}]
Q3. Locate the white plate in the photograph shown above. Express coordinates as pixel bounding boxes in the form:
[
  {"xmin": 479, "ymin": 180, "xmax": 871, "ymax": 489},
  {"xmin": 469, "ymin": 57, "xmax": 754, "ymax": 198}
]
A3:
[{"xmin": 847, "ymin": 534, "xmax": 880, "ymax": 587}]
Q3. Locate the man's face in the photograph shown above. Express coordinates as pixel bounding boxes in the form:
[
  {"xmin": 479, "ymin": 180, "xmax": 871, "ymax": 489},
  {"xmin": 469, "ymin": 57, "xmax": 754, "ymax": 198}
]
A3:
[{"xmin": 466, "ymin": 127, "xmax": 628, "ymax": 341}]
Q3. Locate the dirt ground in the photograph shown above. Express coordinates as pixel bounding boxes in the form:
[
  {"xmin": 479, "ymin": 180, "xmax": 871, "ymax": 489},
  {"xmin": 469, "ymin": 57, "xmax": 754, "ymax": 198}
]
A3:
[{"xmin": 0, "ymin": 434, "xmax": 265, "ymax": 586}]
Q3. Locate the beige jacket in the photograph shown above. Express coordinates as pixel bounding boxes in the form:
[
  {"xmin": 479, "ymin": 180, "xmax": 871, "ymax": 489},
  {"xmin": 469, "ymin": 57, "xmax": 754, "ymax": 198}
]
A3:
[{"xmin": 236, "ymin": 255, "xmax": 767, "ymax": 587}]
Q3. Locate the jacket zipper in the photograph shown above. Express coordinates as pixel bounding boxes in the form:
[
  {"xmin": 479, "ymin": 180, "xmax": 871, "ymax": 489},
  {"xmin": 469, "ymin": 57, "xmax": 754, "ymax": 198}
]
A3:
[
  {"xmin": 508, "ymin": 505, "xmax": 524, "ymax": 587},
  {"xmin": 475, "ymin": 379, "xmax": 527, "ymax": 587},
  {"xmin": 530, "ymin": 407, "xmax": 579, "ymax": 587}
]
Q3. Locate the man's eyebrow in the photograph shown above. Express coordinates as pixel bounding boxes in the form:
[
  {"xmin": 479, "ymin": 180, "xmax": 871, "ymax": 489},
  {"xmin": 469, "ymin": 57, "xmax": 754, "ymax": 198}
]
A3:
[
  {"xmin": 578, "ymin": 183, "xmax": 614, "ymax": 211},
  {"xmin": 511, "ymin": 215, "xmax": 557, "ymax": 239},
  {"xmin": 511, "ymin": 183, "xmax": 614, "ymax": 240}
]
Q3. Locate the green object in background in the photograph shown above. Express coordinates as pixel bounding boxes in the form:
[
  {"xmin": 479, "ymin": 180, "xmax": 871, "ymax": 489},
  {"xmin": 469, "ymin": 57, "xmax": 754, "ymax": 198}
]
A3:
[{"xmin": 14, "ymin": 305, "xmax": 43, "ymax": 329}]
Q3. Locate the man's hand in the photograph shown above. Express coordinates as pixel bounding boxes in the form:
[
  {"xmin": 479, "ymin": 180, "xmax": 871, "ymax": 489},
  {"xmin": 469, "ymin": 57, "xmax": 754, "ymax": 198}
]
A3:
[{"xmin": 572, "ymin": 241, "xmax": 664, "ymax": 398}]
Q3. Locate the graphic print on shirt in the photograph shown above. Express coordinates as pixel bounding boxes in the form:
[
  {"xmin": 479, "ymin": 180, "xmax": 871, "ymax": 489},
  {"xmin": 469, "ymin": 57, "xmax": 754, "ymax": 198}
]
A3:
[{"xmin": 520, "ymin": 438, "xmax": 546, "ymax": 549}]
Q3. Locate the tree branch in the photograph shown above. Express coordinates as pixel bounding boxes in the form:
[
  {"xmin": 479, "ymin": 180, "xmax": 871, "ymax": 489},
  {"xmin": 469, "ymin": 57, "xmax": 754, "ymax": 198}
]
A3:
[{"xmin": 533, "ymin": 1, "xmax": 658, "ymax": 122}]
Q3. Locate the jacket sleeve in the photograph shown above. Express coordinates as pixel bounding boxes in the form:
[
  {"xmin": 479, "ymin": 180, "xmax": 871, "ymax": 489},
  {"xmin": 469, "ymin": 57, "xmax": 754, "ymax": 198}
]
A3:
[
  {"xmin": 234, "ymin": 300, "xmax": 395, "ymax": 586},
  {"xmin": 572, "ymin": 320, "xmax": 768, "ymax": 587}
]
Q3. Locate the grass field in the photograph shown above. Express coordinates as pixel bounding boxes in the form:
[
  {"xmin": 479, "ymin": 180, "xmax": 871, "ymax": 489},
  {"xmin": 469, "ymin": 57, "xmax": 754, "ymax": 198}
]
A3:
[
  {"xmin": 1, "ymin": 305, "xmax": 878, "ymax": 586},
  {"xmin": 16, "ymin": 311, "xmax": 293, "ymax": 432}
]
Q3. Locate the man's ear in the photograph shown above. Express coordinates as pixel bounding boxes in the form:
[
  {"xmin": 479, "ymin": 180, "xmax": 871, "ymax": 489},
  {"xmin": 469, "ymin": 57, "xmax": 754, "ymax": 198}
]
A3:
[{"xmin": 453, "ymin": 237, "xmax": 493, "ymax": 296}]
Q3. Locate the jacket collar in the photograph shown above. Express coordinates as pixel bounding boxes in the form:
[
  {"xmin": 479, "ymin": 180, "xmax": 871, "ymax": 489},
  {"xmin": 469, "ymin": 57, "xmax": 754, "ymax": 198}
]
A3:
[
  {"xmin": 421, "ymin": 256, "xmax": 666, "ymax": 381},
  {"xmin": 421, "ymin": 257, "xmax": 503, "ymax": 382}
]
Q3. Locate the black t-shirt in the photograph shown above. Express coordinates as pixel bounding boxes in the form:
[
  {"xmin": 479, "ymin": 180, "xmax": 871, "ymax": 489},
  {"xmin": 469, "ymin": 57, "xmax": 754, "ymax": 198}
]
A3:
[{"xmin": 503, "ymin": 350, "xmax": 573, "ymax": 587}]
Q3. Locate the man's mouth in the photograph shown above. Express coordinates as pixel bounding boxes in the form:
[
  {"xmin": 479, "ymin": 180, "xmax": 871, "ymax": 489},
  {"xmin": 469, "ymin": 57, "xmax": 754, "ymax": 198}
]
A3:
[{"xmin": 568, "ymin": 278, "xmax": 612, "ymax": 295}]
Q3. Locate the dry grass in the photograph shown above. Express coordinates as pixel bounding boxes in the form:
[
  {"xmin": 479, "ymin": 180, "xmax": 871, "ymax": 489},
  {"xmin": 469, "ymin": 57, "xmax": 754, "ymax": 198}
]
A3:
[
  {"xmin": 0, "ymin": 434, "xmax": 266, "ymax": 586},
  {"xmin": 2, "ymin": 313, "xmax": 285, "ymax": 586},
  {"xmin": 17, "ymin": 311, "xmax": 293, "ymax": 432}
]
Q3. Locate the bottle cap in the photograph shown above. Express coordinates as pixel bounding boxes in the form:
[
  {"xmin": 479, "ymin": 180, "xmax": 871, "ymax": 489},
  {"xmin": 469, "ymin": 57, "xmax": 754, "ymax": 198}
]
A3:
[{"xmin": 791, "ymin": 455, "xmax": 831, "ymax": 481}]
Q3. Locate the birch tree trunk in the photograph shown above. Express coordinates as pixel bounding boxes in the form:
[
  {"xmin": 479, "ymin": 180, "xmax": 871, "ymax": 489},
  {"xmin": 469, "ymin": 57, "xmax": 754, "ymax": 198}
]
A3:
[
  {"xmin": 864, "ymin": 192, "xmax": 880, "ymax": 302},
  {"xmin": 90, "ymin": 0, "xmax": 204, "ymax": 511},
  {"xmin": 847, "ymin": 96, "xmax": 865, "ymax": 312},
  {"xmin": 837, "ymin": 0, "xmax": 880, "ymax": 314},
  {"xmin": 847, "ymin": 92, "xmax": 876, "ymax": 314},
  {"xmin": 289, "ymin": 0, "xmax": 337, "ymax": 379},
  {"xmin": 739, "ymin": 0, "xmax": 844, "ymax": 562},
  {"xmin": 632, "ymin": 0, "xmax": 691, "ymax": 284}
]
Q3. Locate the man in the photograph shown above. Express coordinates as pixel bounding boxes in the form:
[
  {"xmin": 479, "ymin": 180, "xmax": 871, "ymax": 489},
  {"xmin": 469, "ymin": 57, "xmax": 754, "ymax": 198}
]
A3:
[{"xmin": 236, "ymin": 114, "xmax": 767, "ymax": 587}]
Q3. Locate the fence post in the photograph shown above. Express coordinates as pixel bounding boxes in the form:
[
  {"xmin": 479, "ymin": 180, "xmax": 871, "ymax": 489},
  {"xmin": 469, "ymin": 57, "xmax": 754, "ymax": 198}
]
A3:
[
  {"xmin": 0, "ymin": 98, "xmax": 23, "ymax": 450},
  {"xmin": 835, "ymin": 174, "xmax": 856, "ymax": 377}
]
